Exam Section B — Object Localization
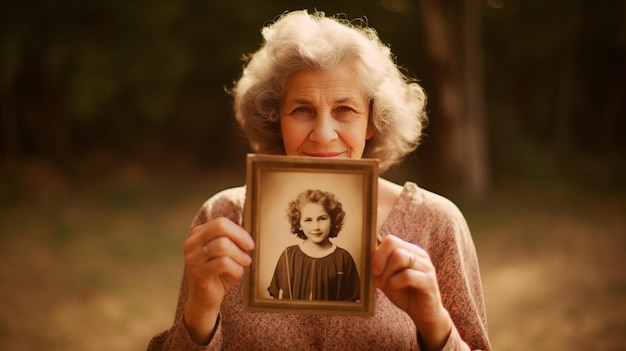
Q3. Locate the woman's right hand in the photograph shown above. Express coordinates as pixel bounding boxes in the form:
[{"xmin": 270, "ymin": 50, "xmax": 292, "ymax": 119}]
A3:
[{"xmin": 182, "ymin": 217, "xmax": 255, "ymax": 345}]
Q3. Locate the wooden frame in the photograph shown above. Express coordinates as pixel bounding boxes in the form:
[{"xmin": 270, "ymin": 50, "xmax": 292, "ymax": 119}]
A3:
[{"xmin": 243, "ymin": 154, "xmax": 378, "ymax": 316}]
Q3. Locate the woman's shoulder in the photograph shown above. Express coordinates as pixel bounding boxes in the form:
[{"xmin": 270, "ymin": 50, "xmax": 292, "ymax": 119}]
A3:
[
  {"xmin": 191, "ymin": 185, "xmax": 246, "ymax": 227},
  {"xmin": 383, "ymin": 182, "xmax": 473, "ymax": 252},
  {"xmin": 204, "ymin": 186, "xmax": 246, "ymax": 208},
  {"xmin": 383, "ymin": 181, "xmax": 469, "ymax": 241},
  {"xmin": 398, "ymin": 181, "xmax": 465, "ymax": 222}
]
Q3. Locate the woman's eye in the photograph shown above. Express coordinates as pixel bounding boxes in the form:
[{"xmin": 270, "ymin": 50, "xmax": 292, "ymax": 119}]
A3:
[
  {"xmin": 292, "ymin": 106, "xmax": 312, "ymax": 114},
  {"xmin": 336, "ymin": 106, "xmax": 354, "ymax": 113}
]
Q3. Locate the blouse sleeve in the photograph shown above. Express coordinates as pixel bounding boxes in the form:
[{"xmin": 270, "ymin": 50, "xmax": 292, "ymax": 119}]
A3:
[
  {"xmin": 384, "ymin": 184, "xmax": 490, "ymax": 350},
  {"xmin": 423, "ymin": 194, "xmax": 491, "ymax": 350},
  {"xmin": 146, "ymin": 187, "xmax": 245, "ymax": 351}
]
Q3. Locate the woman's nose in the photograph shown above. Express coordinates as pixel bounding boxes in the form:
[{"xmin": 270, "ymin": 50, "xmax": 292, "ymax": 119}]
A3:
[{"xmin": 309, "ymin": 112, "xmax": 338, "ymax": 144}]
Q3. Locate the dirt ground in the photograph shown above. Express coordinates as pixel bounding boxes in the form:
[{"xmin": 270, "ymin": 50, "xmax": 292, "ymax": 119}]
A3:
[{"xmin": 0, "ymin": 163, "xmax": 624, "ymax": 350}]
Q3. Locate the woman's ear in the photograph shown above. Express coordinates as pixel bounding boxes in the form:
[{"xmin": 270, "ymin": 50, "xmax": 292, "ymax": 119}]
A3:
[
  {"xmin": 366, "ymin": 125, "xmax": 375, "ymax": 140},
  {"xmin": 366, "ymin": 100, "xmax": 375, "ymax": 140}
]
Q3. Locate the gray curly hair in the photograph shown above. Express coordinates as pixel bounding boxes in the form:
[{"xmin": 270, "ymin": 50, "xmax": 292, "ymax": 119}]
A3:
[{"xmin": 231, "ymin": 10, "xmax": 427, "ymax": 172}]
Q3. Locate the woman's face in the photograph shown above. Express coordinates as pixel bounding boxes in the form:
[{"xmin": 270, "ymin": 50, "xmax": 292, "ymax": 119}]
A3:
[
  {"xmin": 299, "ymin": 203, "xmax": 332, "ymax": 245},
  {"xmin": 279, "ymin": 60, "xmax": 373, "ymax": 159}
]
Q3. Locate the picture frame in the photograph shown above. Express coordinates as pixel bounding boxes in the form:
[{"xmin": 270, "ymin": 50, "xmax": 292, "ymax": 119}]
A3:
[{"xmin": 243, "ymin": 154, "xmax": 378, "ymax": 316}]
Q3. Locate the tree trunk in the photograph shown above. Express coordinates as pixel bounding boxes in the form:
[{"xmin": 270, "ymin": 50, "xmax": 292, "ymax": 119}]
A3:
[
  {"xmin": 418, "ymin": 0, "xmax": 489, "ymax": 200},
  {"xmin": 1, "ymin": 86, "xmax": 20, "ymax": 172},
  {"xmin": 463, "ymin": 0, "xmax": 489, "ymax": 199}
]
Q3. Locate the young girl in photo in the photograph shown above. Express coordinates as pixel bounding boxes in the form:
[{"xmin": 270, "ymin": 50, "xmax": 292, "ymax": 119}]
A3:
[{"xmin": 267, "ymin": 189, "xmax": 360, "ymax": 301}]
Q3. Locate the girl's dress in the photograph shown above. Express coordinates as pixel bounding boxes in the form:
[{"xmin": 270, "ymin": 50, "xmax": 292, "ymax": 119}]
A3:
[{"xmin": 268, "ymin": 244, "xmax": 360, "ymax": 301}]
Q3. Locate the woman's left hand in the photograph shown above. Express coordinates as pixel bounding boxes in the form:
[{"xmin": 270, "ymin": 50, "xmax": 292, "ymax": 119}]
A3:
[{"xmin": 372, "ymin": 234, "xmax": 452, "ymax": 350}]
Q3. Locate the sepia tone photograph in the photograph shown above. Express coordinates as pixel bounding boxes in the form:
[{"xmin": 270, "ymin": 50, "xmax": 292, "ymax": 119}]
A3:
[
  {"xmin": 2, "ymin": 3, "xmax": 624, "ymax": 350},
  {"xmin": 243, "ymin": 154, "xmax": 378, "ymax": 315}
]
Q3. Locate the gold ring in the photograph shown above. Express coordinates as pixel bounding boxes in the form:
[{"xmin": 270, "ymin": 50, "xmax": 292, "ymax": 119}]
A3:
[{"xmin": 407, "ymin": 253, "xmax": 416, "ymax": 269}]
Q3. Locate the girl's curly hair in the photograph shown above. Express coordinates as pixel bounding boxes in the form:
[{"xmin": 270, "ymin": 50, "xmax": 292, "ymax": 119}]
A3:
[{"xmin": 286, "ymin": 189, "xmax": 345, "ymax": 240}]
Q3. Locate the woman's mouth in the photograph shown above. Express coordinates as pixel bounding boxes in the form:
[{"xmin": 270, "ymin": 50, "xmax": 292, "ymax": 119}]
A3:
[{"xmin": 301, "ymin": 151, "xmax": 347, "ymax": 157}]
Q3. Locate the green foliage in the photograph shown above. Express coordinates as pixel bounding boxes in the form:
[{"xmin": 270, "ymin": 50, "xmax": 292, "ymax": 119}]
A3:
[
  {"xmin": 0, "ymin": 0, "xmax": 623, "ymax": 186},
  {"xmin": 12, "ymin": 1, "xmax": 193, "ymax": 122}
]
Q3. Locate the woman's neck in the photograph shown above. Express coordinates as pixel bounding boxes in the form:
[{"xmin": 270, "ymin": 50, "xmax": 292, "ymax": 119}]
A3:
[{"xmin": 377, "ymin": 177, "xmax": 403, "ymax": 231}]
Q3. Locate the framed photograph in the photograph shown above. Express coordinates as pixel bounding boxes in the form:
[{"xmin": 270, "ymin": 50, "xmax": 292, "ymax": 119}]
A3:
[{"xmin": 243, "ymin": 154, "xmax": 378, "ymax": 316}]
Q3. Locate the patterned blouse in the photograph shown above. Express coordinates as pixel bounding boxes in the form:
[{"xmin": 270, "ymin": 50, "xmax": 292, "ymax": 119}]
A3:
[{"xmin": 147, "ymin": 182, "xmax": 491, "ymax": 350}]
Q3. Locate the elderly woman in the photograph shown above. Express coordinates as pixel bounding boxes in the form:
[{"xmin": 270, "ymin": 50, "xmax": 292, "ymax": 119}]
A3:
[{"xmin": 148, "ymin": 10, "xmax": 491, "ymax": 351}]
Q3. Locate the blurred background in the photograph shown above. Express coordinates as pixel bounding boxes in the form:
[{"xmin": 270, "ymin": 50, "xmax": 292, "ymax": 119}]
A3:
[{"xmin": 1, "ymin": 0, "xmax": 624, "ymax": 350}]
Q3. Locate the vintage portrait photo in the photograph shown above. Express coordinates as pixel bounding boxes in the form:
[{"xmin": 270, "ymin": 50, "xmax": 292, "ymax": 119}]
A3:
[{"xmin": 243, "ymin": 154, "xmax": 378, "ymax": 315}]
